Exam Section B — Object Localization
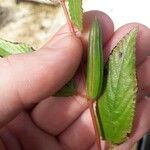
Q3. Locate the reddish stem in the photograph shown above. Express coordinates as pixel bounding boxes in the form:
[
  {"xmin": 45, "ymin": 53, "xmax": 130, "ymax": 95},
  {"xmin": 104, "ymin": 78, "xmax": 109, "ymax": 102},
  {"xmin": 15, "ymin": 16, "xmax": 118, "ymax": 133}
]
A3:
[
  {"xmin": 60, "ymin": 1, "xmax": 101, "ymax": 149},
  {"xmin": 76, "ymin": 91, "xmax": 101, "ymax": 150},
  {"xmin": 88, "ymin": 100, "xmax": 101, "ymax": 150},
  {"xmin": 59, "ymin": 0, "xmax": 75, "ymax": 35}
]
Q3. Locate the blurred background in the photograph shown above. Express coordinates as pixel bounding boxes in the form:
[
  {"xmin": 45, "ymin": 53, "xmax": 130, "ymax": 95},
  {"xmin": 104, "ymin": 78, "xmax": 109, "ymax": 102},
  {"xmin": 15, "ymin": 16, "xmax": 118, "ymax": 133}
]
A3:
[
  {"xmin": 0, "ymin": 1, "xmax": 149, "ymax": 149},
  {"xmin": 0, "ymin": 0, "xmax": 149, "ymax": 49},
  {"xmin": 85, "ymin": 0, "xmax": 150, "ymax": 29}
]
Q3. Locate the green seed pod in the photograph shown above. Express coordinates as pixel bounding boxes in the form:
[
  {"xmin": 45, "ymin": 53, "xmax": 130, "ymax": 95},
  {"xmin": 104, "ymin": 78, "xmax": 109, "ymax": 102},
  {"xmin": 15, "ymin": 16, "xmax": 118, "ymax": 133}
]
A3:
[{"xmin": 86, "ymin": 18, "xmax": 104, "ymax": 100}]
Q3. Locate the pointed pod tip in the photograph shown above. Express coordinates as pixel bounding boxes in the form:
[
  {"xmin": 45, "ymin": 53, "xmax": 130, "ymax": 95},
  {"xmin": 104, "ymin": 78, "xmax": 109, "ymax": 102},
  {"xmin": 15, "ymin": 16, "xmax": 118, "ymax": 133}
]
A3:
[
  {"xmin": 91, "ymin": 17, "xmax": 103, "ymax": 35},
  {"xmin": 94, "ymin": 16, "xmax": 99, "ymax": 22},
  {"xmin": 127, "ymin": 27, "xmax": 138, "ymax": 42},
  {"xmin": 92, "ymin": 17, "xmax": 100, "ymax": 26},
  {"xmin": 129, "ymin": 27, "xmax": 139, "ymax": 35}
]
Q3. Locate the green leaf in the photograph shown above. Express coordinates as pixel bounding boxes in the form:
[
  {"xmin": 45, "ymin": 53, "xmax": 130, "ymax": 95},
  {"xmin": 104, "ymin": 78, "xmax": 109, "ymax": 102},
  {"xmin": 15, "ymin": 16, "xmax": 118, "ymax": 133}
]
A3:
[
  {"xmin": 0, "ymin": 39, "xmax": 34, "ymax": 57},
  {"xmin": 55, "ymin": 79, "xmax": 76, "ymax": 97},
  {"xmin": 96, "ymin": 28, "xmax": 138, "ymax": 144},
  {"xmin": 86, "ymin": 18, "xmax": 104, "ymax": 101},
  {"xmin": 68, "ymin": 0, "xmax": 83, "ymax": 31}
]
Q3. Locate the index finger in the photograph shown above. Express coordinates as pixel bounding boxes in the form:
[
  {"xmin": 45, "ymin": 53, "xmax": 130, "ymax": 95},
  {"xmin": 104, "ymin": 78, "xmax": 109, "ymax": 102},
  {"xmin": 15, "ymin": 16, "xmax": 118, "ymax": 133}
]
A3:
[{"xmin": 0, "ymin": 25, "xmax": 82, "ymax": 128}]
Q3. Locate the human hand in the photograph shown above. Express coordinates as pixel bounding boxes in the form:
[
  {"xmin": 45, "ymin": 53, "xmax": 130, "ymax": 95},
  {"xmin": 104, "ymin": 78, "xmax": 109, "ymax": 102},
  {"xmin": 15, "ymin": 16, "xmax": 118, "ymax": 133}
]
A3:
[{"xmin": 0, "ymin": 11, "xmax": 149, "ymax": 150}]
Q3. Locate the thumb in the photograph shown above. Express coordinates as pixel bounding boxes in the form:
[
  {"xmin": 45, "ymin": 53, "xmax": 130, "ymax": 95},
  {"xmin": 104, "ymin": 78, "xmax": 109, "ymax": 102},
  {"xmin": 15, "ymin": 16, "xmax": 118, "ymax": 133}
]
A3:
[{"xmin": 0, "ymin": 25, "xmax": 82, "ymax": 127}]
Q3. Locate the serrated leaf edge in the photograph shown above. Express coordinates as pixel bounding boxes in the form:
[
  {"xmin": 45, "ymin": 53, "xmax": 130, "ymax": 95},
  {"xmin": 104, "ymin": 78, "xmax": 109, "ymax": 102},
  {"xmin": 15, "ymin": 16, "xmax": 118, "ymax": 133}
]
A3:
[{"xmin": 97, "ymin": 28, "xmax": 138, "ymax": 144}]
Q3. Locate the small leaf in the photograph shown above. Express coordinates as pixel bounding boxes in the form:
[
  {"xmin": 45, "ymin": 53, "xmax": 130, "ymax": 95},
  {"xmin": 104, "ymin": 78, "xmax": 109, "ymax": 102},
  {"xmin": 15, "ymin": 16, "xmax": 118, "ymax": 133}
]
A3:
[
  {"xmin": 0, "ymin": 39, "xmax": 34, "ymax": 57},
  {"xmin": 67, "ymin": 0, "xmax": 83, "ymax": 31},
  {"xmin": 96, "ymin": 28, "xmax": 138, "ymax": 144},
  {"xmin": 86, "ymin": 18, "xmax": 104, "ymax": 100},
  {"xmin": 55, "ymin": 79, "xmax": 76, "ymax": 97}
]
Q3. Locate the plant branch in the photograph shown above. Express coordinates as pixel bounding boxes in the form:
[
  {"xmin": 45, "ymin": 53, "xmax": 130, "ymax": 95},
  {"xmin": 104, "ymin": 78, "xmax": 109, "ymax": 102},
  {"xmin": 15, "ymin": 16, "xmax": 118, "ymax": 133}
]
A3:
[
  {"xmin": 60, "ymin": 1, "xmax": 101, "ymax": 149},
  {"xmin": 76, "ymin": 92, "xmax": 102, "ymax": 150},
  {"xmin": 88, "ymin": 100, "xmax": 101, "ymax": 150},
  {"xmin": 59, "ymin": 0, "xmax": 75, "ymax": 35}
]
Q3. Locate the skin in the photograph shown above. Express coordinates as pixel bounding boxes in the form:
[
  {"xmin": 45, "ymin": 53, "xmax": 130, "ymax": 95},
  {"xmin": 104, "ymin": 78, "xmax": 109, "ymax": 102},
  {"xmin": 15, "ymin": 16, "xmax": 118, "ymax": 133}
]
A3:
[{"xmin": 0, "ymin": 11, "xmax": 149, "ymax": 150}]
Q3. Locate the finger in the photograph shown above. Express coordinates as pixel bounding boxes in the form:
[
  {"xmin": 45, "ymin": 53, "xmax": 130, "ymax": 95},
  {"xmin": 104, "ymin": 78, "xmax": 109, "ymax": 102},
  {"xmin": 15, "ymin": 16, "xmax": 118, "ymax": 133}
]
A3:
[
  {"xmin": 0, "ymin": 25, "xmax": 82, "ymax": 127},
  {"xmin": 58, "ymin": 108, "xmax": 94, "ymax": 150},
  {"xmin": 104, "ymin": 23, "xmax": 150, "ymax": 64},
  {"xmin": 0, "ymin": 127, "xmax": 21, "ymax": 150},
  {"xmin": 7, "ymin": 112, "xmax": 62, "ymax": 150},
  {"xmin": 115, "ymin": 97, "xmax": 150, "ymax": 150},
  {"xmin": 0, "ymin": 140, "xmax": 5, "ymax": 150},
  {"xmin": 31, "ymin": 10, "xmax": 114, "ymax": 136},
  {"xmin": 32, "ymin": 96, "xmax": 88, "ymax": 135},
  {"xmin": 137, "ymin": 56, "xmax": 150, "ymax": 100}
]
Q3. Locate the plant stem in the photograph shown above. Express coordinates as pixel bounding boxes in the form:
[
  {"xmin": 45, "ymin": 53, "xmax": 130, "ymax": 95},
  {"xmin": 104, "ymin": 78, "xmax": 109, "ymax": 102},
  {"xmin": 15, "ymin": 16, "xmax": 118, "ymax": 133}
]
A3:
[
  {"xmin": 60, "ymin": 1, "xmax": 101, "ymax": 149},
  {"xmin": 88, "ymin": 100, "xmax": 101, "ymax": 150},
  {"xmin": 81, "ymin": 63, "xmax": 101, "ymax": 150},
  {"xmin": 59, "ymin": 0, "xmax": 75, "ymax": 35}
]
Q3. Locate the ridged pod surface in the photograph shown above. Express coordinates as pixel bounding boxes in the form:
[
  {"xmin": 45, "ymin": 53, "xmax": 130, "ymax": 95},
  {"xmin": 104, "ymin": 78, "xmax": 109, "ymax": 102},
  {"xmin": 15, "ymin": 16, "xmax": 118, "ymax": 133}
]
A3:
[{"xmin": 86, "ymin": 18, "xmax": 104, "ymax": 101}]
